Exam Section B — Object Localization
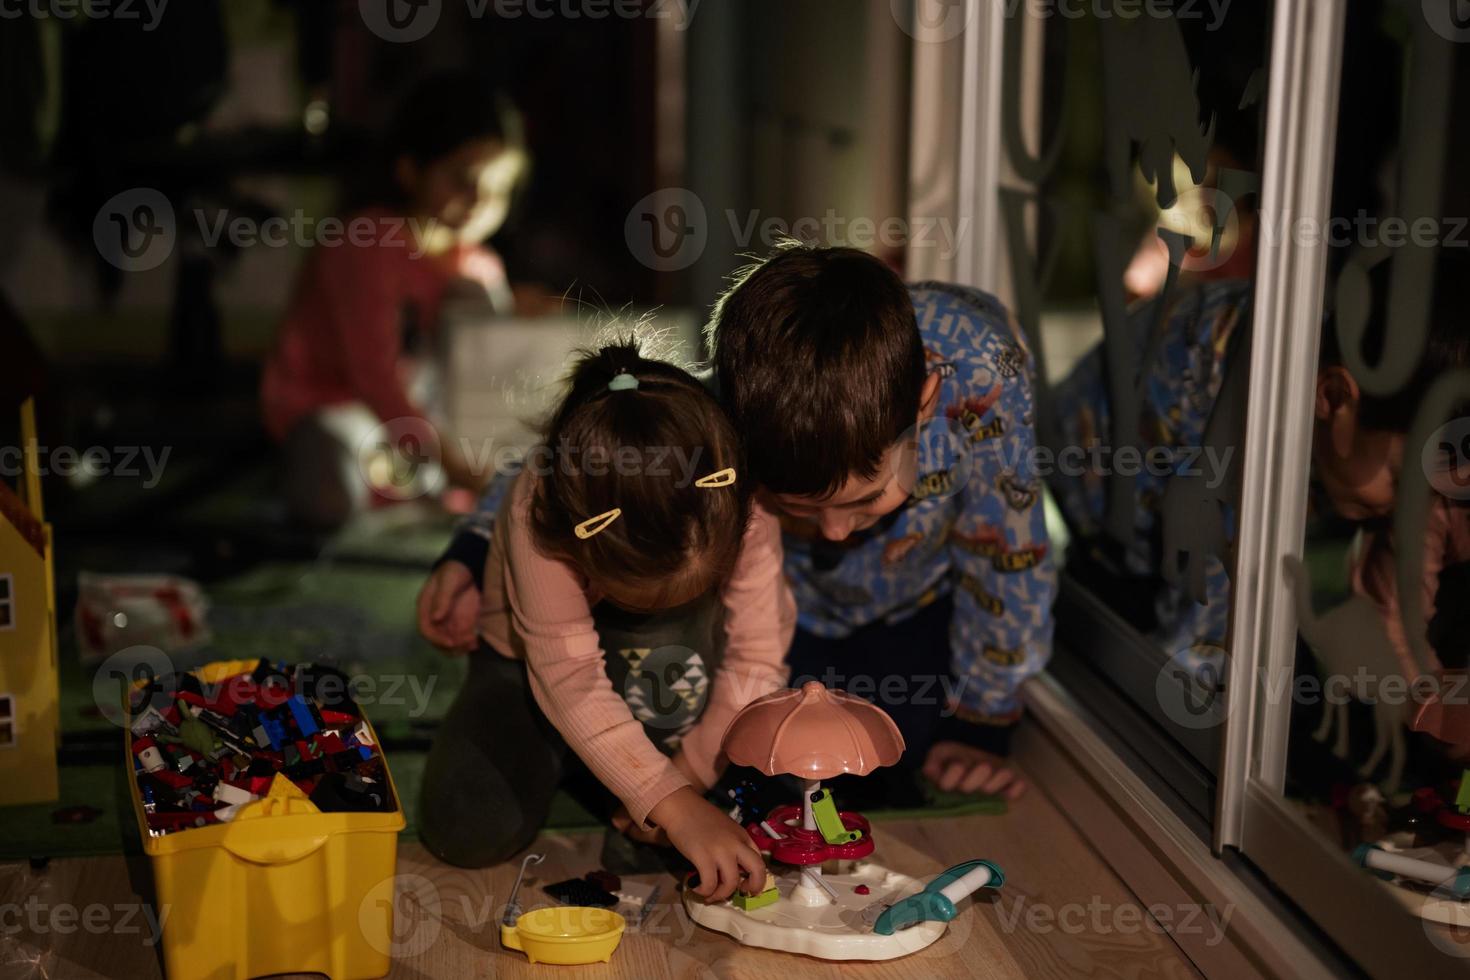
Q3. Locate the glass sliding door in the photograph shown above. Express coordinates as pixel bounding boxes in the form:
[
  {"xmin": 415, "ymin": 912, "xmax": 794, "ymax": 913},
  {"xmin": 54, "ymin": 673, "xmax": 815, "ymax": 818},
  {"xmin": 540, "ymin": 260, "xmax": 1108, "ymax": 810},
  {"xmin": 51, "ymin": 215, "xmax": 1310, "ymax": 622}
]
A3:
[
  {"xmin": 1232, "ymin": 0, "xmax": 1470, "ymax": 972},
  {"xmin": 966, "ymin": 0, "xmax": 1275, "ymax": 833}
]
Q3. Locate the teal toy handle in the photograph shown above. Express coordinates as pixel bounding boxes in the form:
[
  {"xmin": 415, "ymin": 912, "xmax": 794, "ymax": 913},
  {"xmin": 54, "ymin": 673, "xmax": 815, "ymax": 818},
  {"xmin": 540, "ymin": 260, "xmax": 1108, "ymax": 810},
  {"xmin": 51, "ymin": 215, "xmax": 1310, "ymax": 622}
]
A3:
[{"xmin": 873, "ymin": 859, "xmax": 1004, "ymax": 936}]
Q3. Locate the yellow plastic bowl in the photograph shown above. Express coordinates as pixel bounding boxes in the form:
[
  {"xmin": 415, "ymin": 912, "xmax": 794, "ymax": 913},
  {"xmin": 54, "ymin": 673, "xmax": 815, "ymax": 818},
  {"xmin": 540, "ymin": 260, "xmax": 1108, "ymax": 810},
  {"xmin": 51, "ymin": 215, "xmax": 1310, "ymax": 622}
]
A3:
[{"xmin": 500, "ymin": 906, "xmax": 626, "ymax": 965}]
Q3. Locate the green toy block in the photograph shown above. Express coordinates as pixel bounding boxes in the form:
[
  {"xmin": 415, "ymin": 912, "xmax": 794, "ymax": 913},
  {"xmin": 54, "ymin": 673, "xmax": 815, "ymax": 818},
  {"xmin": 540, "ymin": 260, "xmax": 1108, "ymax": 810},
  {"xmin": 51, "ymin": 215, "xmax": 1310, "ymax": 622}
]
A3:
[
  {"xmin": 732, "ymin": 882, "xmax": 780, "ymax": 911},
  {"xmin": 1456, "ymin": 770, "xmax": 1470, "ymax": 814},
  {"xmin": 810, "ymin": 788, "xmax": 862, "ymax": 844}
]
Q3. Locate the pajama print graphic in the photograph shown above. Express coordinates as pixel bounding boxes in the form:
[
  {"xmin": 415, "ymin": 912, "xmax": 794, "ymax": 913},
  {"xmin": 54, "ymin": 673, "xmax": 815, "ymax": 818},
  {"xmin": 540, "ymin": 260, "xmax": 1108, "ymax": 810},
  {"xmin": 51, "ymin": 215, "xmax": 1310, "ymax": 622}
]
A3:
[
  {"xmin": 783, "ymin": 283, "xmax": 1057, "ymax": 723},
  {"xmin": 1050, "ymin": 279, "xmax": 1249, "ymax": 666}
]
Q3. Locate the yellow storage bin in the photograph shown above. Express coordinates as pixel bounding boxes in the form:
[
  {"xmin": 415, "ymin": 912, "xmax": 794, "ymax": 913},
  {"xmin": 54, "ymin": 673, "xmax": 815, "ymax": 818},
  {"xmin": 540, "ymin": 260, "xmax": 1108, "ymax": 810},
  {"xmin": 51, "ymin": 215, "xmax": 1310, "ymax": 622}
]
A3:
[{"xmin": 125, "ymin": 659, "xmax": 406, "ymax": 980}]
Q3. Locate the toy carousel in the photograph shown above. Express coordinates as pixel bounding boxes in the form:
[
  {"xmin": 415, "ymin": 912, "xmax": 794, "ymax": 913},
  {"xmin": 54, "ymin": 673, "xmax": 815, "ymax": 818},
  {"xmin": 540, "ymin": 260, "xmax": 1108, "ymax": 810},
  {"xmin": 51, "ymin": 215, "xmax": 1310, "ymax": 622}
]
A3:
[{"xmin": 683, "ymin": 681, "xmax": 1004, "ymax": 960}]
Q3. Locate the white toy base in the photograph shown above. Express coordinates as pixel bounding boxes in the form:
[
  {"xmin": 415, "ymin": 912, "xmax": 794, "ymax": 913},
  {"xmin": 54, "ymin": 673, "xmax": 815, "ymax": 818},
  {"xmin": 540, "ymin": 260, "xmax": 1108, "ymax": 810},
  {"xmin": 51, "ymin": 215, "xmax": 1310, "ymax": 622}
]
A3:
[
  {"xmin": 682, "ymin": 860, "xmax": 946, "ymax": 960},
  {"xmin": 1369, "ymin": 842, "xmax": 1470, "ymax": 927}
]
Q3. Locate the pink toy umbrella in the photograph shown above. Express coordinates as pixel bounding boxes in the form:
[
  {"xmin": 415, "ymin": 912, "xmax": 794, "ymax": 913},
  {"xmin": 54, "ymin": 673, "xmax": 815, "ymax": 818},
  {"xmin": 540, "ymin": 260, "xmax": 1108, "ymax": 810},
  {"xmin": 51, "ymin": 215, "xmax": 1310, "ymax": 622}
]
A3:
[
  {"xmin": 722, "ymin": 682, "xmax": 905, "ymax": 903},
  {"xmin": 723, "ymin": 681, "xmax": 905, "ymax": 778}
]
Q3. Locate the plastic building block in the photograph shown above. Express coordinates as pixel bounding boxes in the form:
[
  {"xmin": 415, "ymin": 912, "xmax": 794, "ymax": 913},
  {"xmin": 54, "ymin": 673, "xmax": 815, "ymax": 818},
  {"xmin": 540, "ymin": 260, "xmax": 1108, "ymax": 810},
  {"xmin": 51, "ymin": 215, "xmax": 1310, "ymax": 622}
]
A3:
[
  {"xmin": 286, "ymin": 696, "xmax": 322, "ymax": 738},
  {"xmin": 1456, "ymin": 770, "xmax": 1470, "ymax": 815},
  {"xmin": 585, "ymin": 870, "xmax": 621, "ymax": 893},
  {"xmin": 252, "ymin": 715, "xmax": 288, "ymax": 752},
  {"xmin": 732, "ymin": 882, "xmax": 780, "ymax": 911},
  {"xmin": 213, "ymin": 781, "xmax": 256, "ymax": 807},
  {"xmin": 545, "ymin": 878, "xmax": 619, "ymax": 908},
  {"xmin": 809, "ymin": 789, "xmax": 863, "ymax": 845}
]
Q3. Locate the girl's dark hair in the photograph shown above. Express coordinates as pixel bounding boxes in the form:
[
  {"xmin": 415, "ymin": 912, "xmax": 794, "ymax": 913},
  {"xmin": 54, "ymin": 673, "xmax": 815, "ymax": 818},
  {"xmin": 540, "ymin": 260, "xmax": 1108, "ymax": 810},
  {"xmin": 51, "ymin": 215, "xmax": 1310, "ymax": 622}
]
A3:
[{"xmin": 530, "ymin": 340, "xmax": 751, "ymax": 609}]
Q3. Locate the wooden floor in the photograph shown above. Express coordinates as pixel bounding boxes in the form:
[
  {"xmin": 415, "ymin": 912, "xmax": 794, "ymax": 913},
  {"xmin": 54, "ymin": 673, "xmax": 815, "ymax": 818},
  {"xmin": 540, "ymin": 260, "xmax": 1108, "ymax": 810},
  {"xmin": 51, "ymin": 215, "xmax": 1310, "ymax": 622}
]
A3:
[{"xmin": 0, "ymin": 786, "xmax": 1203, "ymax": 979}]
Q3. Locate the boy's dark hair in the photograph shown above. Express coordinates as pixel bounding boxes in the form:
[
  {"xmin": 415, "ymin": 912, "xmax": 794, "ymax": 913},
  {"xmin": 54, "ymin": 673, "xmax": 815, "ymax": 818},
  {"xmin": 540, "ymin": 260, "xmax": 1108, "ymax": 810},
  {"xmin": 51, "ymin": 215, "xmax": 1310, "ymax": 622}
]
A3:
[
  {"xmin": 353, "ymin": 71, "xmax": 525, "ymax": 211},
  {"xmin": 1322, "ymin": 248, "xmax": 1470, "ymax": 432},
  {"xmin": 530, "ymin": 340, "xmax": 750, "ymax": 609},
  {"xmin": 387, "ymin": 70, "xmax": 520, "ymax": 166},
  {"xmin": 708, "ymin": 244, "xmax": 925, "ymax": 497}
]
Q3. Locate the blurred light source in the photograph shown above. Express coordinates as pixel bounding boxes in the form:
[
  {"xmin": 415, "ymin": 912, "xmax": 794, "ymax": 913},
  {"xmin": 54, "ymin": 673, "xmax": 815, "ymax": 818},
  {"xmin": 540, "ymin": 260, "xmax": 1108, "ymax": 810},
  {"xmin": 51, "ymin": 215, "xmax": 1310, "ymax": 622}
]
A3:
[{"xmin": 304, "ymin": 100, "xmax": 330, "ymax": 137}]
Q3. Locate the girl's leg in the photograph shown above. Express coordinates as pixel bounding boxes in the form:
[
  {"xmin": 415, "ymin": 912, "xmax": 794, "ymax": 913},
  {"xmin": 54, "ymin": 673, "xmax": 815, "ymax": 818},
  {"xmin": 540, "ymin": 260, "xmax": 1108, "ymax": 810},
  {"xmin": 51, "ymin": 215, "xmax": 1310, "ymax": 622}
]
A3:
[{"xmin": 418, "ymin": 646, "xmax": 568, "ymax": 868}]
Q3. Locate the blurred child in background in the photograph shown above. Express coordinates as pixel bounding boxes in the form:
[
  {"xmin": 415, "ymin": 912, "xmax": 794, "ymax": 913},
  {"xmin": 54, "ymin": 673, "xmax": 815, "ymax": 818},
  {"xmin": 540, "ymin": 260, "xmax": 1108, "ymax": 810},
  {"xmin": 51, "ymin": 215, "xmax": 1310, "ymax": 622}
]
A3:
[{"xmin": 261, "ymin": 71, "xmax": 529, "ymax": 527}]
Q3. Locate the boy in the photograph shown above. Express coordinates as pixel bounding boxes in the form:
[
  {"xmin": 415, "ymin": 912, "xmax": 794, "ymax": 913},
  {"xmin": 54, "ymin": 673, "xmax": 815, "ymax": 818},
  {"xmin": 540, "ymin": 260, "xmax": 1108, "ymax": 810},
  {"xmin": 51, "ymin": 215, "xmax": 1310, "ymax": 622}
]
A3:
[
  {"xmin": 707, "ymin": 244, "xmax": 1055, "ymax": 801},
  {"xmin": 1052, "ymin": 250, "xmax": 1470, "ymax": 685}
]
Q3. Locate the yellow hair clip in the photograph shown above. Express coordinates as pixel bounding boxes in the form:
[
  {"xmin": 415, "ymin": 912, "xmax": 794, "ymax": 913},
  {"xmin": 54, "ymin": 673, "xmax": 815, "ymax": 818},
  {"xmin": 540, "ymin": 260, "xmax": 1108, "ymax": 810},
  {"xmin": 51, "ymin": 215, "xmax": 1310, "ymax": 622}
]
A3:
[
  {"xmin": 574, "ymin": 508, "xmax": 622, "ymax": 540},
  {"xmin": 694, "ymin": 467, "xmax": 737, "ymax": 488}
]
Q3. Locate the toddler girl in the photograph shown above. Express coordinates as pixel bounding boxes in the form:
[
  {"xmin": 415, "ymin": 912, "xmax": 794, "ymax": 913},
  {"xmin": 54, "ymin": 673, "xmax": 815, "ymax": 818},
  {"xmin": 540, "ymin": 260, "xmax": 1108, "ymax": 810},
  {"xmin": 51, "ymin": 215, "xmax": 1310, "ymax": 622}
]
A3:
[{"xmin": 417, "ymin": 341, "xmax": 791, "ymax": 902}]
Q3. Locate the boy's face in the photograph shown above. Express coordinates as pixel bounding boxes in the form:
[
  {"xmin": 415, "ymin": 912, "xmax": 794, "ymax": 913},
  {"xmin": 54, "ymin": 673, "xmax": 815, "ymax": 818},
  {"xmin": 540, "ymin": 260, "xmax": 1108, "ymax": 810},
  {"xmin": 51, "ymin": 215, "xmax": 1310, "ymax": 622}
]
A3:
[
  {"xmin": 764, "ymin": 372, "xmax": 942, "ymax": 541},
  {"xmin": 1312, "ymin": 365, "xmax": 1404, "ymax": 520},
  {"xmin": 397, "ymin": 138, "xmax": 523, "ymax": 239}
]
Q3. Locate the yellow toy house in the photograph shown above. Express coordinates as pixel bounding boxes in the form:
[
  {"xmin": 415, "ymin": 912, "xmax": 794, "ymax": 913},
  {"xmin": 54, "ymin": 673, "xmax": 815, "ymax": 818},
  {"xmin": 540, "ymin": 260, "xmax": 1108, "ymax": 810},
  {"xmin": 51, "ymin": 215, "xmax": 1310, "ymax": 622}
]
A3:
[{"xmin": 0, "ymin": 316, "xmax": 60, "ymax": 805}]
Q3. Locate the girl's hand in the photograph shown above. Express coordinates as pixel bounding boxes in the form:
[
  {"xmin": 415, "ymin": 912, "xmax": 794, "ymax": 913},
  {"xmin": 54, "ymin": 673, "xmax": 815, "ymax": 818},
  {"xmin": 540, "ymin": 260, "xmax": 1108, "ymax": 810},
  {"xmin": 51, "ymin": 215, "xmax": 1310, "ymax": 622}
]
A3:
[
  {"xmin": 669, "ymin": 751, "xmax": 708, "ymax": 794},
  {"xmin": 647, "ymin": 787, "xmax": 767, "ymax": 902},
  {"xmin": 416, "ymin": 561, "xmax": 481, "ymax": 653}
]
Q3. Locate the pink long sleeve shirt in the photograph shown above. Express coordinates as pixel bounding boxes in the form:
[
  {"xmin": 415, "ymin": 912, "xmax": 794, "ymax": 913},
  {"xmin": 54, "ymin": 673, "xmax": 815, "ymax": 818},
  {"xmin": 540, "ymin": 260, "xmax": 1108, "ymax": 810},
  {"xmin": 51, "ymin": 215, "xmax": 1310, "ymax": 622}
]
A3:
[
  {"xmin": 1352, "ymin": 494, "xmax": 1470, "ymax": 679},
  {"xmin": 477, "ymin": 471, "xmax": 795, "ymax": 828}
]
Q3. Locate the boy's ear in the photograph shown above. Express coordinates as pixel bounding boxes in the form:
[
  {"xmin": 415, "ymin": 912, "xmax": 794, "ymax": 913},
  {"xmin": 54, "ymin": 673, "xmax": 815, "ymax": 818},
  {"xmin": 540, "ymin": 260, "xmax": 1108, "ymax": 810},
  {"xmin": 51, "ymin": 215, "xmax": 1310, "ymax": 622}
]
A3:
[
  {"xmin": 1315, "ymin": 366, "xmax": 1359, "ymax": 419},
  {"xmin": 917, "ymin": 371, "xmax": 943, "ymax": 422},
  {"xmin": 1316, "ymin": 365, "xmax": 1360, "ymax": 457}
]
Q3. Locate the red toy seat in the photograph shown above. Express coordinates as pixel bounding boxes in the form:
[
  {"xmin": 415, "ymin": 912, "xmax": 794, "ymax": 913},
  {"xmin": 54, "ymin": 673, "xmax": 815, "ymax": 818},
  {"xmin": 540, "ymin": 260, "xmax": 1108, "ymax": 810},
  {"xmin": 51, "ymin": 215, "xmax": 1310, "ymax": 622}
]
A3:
[{"xmin": 745, "ymin": 804, "xmax": 874, "ymax": 865}]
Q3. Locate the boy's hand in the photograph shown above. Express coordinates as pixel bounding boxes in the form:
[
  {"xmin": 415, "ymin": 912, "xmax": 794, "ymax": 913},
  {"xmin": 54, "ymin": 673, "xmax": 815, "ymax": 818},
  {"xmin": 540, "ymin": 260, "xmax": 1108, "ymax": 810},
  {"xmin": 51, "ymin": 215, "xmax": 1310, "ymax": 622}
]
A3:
[
  {"xmin": 923, "ymin": 741, "xmax": 1027, "ymax": 800},
  {"xmin": 647, "ymin": 787, "xmax": 767, "ymax": 902},
  {"xmin": 416, "ymin": 562, "xmax": 481, "ymax": 653}
]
